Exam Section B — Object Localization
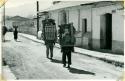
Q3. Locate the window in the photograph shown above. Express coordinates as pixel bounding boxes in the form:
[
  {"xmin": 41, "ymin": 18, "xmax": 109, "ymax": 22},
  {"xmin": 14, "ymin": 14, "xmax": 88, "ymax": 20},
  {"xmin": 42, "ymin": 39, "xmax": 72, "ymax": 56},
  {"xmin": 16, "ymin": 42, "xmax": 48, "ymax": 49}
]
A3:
[{"xmin": 82, "ymin": 18, "xmax": 87, "ymax": 34}]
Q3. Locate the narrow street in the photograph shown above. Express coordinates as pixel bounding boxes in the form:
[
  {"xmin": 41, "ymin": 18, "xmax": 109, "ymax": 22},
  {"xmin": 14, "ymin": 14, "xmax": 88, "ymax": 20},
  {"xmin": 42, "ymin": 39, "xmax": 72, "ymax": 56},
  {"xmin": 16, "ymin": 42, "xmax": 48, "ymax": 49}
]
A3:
[{"xmin": 2, "ymin": 32, "xmax": 123, "ymax": 79}]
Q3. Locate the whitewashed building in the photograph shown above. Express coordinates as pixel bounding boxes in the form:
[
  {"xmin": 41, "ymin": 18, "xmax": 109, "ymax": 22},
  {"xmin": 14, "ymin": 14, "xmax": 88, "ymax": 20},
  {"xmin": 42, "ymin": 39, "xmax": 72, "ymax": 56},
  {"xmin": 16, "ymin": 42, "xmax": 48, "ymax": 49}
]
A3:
[{"xmin": 39, "ymin": 1, "xmax": 124, "ymax": 54}]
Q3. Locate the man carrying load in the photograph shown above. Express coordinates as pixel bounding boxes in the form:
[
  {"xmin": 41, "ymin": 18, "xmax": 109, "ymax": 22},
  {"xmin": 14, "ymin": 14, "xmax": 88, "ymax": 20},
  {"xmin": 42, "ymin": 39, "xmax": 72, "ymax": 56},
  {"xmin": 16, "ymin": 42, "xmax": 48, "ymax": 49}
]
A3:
[
  {"xmin": 42, "ymin": 14, "xmax": 57, "ymax": 60},
  {"xmin": 58, "ymin": 23, "xmax": 76, "ymax": 68}
]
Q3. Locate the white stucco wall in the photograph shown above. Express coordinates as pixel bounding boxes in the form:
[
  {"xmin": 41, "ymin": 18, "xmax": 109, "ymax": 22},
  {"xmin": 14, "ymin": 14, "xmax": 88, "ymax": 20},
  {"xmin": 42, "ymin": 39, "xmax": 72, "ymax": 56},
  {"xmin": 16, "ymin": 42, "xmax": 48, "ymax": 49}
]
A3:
[
  {"xmin": 68, "ymin": 9, "xmax": 79, "ymax": 31},
  {"xmin": 50, "ymin": 10, "xmax": 59, "ymax": 30},
  {"xmin": 92, "ymin": 4, "xmax": 121, "ymax": 40},
  {"xmin": 112, "ymin": 10, "xmax": 124, "ymax": 41},
  {"xmin": 80, "ymin": 7, "xmax": 92, "ymax": 32}
]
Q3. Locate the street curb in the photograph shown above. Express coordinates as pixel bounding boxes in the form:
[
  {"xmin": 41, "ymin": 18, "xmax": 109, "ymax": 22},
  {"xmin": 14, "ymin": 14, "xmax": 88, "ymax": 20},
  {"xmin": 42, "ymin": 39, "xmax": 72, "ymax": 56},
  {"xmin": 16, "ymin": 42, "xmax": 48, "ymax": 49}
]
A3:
[{"xmin": 19, "ymin": 34, "xmax": 124, "ymax": 67}]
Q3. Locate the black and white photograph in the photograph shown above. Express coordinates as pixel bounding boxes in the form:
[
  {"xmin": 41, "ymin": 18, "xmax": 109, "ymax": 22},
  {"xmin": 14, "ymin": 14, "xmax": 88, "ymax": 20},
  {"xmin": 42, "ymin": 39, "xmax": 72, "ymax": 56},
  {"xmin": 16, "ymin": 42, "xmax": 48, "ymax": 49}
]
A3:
[{"xmin": 0, "ymin": 0, "xmax": 124, "ymax": 80}]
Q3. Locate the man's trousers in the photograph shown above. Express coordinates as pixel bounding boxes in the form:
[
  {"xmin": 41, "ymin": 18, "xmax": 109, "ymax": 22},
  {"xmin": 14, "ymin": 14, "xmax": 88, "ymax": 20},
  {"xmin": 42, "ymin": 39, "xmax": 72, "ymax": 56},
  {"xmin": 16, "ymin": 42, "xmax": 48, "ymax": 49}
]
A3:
[
  {"xmin": 62, "ymin": 49, "xmax": 72, "ymax": 65},
  {"xmin": 46, "ymin": 45, "xmax": 53, "ymax": 58}
]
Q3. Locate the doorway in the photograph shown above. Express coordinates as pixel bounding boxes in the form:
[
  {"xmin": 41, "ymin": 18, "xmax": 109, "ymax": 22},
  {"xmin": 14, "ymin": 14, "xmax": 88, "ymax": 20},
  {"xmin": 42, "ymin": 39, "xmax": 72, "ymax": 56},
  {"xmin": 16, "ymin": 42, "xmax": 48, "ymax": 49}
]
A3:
[
  {"xmin": 100, "ymin": 13, "xmax": 112, "ymax": 49},
  {"xmin": 81, "ymin": 19, "xmax": 87, "ymax": 47},
  {"xmin": 82, "ymin": 19, "xmax": 87, "ymax": 35}
]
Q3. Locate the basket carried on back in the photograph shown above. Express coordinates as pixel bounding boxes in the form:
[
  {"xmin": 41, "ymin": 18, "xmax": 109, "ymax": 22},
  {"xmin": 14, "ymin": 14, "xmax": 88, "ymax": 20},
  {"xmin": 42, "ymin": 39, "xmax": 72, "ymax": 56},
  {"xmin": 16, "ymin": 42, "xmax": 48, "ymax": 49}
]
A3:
[
  {"xmin": 42, "ymin": 19, "xmax": 57, "ymax": 42},
  {"xmin": 58, "ymin": 23, "xmax": 76, "ymax": 47},
  {"xmin": 12, "ymin": 22, "xmax": 19, "ymax": 28}
]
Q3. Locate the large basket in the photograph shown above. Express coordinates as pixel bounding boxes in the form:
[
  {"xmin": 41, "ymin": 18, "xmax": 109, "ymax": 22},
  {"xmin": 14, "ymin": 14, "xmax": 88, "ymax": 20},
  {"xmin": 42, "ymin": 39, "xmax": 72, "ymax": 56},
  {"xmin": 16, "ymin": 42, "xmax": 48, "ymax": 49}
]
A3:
[
  {"xmin": 58, "ymin": 24, "xmax": 76, "ymax": 47},
  {"xmin": 42, "ymin": 19, "xmax": 57, "ymax": 41},
  {"xmin": 12, "ymin": 22, "xmax": 19, "ymax": 28}
]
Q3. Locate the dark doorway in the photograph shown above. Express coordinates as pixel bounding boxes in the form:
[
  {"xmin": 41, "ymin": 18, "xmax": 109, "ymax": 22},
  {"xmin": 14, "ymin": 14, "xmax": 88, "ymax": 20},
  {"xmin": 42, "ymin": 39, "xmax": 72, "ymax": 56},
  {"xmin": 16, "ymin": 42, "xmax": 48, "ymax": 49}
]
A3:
[
  {"xmin": 82, "ymin": 19, "xmax": 87, "ymax": 34},
  {"xmin": 100, "ymin": 13, "xmax": 112, "ymax": 49},
  {"xmin": 81, "ymin": 19, "xmax": 87, "ymax": 46}
]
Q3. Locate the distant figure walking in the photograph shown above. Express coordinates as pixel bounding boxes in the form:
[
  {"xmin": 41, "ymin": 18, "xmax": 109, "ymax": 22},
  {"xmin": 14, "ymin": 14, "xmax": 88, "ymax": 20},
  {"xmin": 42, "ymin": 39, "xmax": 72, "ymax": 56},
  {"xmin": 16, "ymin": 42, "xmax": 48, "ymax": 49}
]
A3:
[
  {"xmin": 2, "ymin": 26, "xmax": 7, "ymax": 42},
  {"xmin": 13, "ymin": 26, "xmax": 18, "ymax": 41}
]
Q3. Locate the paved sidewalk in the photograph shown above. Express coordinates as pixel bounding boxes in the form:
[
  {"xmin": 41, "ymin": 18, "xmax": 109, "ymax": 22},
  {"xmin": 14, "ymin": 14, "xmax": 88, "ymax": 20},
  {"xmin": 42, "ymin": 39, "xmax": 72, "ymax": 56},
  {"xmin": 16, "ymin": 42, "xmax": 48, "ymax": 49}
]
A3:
[{"xmin": 19, "ymin": 33, "xmax": 124, "ymax": 67}]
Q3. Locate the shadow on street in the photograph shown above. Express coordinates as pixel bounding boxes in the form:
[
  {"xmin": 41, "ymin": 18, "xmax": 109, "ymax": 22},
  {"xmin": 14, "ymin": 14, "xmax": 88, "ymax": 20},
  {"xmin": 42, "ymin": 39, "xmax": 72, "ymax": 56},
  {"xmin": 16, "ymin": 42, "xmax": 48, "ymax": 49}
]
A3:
[
  {"xmin": 51, "ymin": 59, "xmax": 95, "ymax": 75},
  {"xmin": 68, "ymin": 67, "xmax": 95, "ymax": 75},
  {"xmin": 51, "ymin": 59, "xmax": 62, "ymax": 64}
]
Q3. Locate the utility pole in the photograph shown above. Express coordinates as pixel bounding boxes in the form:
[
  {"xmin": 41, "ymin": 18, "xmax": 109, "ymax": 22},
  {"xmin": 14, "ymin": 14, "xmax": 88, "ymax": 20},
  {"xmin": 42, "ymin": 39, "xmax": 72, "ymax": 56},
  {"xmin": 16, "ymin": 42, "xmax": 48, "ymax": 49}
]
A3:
[
  {"xmin": 36, "ymin": 1, "xmax": 39, "ymax": 34},
  {"xmin": 3, "ymin": 2, "xmax": 5, "ymax": 26}
]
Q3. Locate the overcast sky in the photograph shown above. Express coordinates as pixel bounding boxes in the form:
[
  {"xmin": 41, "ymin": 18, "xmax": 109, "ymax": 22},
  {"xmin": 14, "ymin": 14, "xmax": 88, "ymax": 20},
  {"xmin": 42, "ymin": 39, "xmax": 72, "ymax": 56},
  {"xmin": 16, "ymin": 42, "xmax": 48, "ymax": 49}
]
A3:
[{"xmin": 0, "ymin": 0, "xmax": 53, "ymax": 17}]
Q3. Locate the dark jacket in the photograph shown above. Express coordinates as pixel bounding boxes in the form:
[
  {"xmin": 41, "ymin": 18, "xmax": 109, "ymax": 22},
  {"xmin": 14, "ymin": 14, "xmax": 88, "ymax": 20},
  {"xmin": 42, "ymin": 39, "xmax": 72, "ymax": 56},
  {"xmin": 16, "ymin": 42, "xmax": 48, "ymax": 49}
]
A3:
[{"xmin": 62, "ymin": 46, "xmax": 73, "ymax": 52}]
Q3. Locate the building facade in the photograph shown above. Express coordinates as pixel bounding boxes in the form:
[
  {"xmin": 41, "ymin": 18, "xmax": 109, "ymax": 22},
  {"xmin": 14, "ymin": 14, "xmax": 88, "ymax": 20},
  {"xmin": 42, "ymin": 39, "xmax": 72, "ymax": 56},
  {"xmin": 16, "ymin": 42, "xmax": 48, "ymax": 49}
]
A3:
[{"xmin": 40, "ymin": 1, "xmax": 124, "ymax": 54}]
